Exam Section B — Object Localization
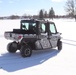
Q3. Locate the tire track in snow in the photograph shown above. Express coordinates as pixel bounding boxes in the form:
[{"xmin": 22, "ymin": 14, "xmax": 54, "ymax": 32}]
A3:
[
  {"xmin": 62, "ymin": 38, "xmax": 76, "ymax": 46},
  {"xmin": 62, "ymin": 38, "xmax": 76, "ymax": 42}
]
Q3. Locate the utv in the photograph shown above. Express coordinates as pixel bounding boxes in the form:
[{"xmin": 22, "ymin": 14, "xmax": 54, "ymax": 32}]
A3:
[{"xmin": 4, "ymin": 19, "xmax": 62, "ymax": 57}]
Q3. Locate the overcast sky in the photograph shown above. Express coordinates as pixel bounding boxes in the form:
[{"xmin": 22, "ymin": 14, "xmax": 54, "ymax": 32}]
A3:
[{"xmin": 0, "ymin": 0, "xmax": 67, "ymax": 16}]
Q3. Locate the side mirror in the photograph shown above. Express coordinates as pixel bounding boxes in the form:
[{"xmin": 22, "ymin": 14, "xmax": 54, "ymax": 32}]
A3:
[{"xmin": 57, "ymin": 32, "xmax": 62, "ymax": 35}]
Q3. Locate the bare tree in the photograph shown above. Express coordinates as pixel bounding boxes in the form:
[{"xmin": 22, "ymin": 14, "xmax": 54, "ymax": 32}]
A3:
[
  {"xmin": 65, "ymin": 0, "xmax": 76, "ymax": 18},
  {"xmin": 74, "ymin": 0, "xmax": 76, "ymax": 21}
]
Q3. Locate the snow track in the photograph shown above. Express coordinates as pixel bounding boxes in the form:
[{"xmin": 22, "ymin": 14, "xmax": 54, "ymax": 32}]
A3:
[{"xmin": 62, "ymin": 38, "xmax": 76, "ymax": 46}]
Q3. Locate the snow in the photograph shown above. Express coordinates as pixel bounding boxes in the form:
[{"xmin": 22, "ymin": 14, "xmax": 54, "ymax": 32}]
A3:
[{"xmin": 0, "ymin": 19, "xmax": 76, "ymax": 75}]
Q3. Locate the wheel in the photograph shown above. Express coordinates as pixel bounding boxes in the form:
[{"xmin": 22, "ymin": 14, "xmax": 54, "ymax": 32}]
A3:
[
  {"xmin": 20, "ymin": 45, "xmax": 32, "ymax": 57},
  {"xmin": 7, "ymin": 42, "xmax": 18, "ymax": 53},
  {"xmin": 57, "ymin": 41, "xmax": 62, "ymax": 50}
]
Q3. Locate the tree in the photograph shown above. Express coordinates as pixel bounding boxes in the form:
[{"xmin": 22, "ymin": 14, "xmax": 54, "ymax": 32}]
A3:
[
  {"xmin": 44, "ymin": 11, "xmax": 47, "ymax": 18},
  {"xmin": 9, "ymin": 15, "xmax": 20, "ymax": 19},
  {"xmin": 65, "ymin": 0, "xmax": 76, "ymax": 18},
  {"xmin": 49, "ymin": 7, "xmax": 55, "ymax": 19},
  {"xmin": 39, "ymin": 9, "xmax": 44, "ymax": 19}
]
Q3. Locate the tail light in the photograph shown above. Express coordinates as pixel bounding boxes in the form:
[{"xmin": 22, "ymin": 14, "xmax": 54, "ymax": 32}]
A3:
[{"xmin": 18, "ymin": 35, "xmax": 23, "ymax": 39}]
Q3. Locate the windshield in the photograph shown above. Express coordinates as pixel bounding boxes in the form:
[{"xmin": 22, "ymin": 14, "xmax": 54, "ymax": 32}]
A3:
[{"xmin": 21, "ymin": 20, "xmax": 36, "ymax": 31}]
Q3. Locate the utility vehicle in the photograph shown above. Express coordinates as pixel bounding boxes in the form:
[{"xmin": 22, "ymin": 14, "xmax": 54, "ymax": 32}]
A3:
[{"xmin": 4, "ymin": 19, "xmax": 62, "ymax": 57}]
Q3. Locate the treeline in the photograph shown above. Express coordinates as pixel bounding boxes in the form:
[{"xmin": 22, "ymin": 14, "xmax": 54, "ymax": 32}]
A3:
[
  {"xmin": 0, "ymin": 14, "xmax": 74, "ymax": 20},
  {"xmin": 0, "ymin": 7, "xmax": 75, "ymax": 20},
  {"xmin": 0, "ymin": 15, "xmax": 72, "ymax": 20}
]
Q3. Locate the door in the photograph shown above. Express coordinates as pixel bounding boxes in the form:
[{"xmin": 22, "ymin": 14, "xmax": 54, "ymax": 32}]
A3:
[
  {"xmin": 39, "ymin": 23, "xmax": 51, "ymax": 49},
  {"xmin": 49, "ymin": 23, "xmax": 58, "ymax": 48}
]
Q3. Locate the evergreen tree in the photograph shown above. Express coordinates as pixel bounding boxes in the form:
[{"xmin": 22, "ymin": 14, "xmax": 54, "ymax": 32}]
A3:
[
  {"xmin": 39, "ymin": 9, "xmax": 44, "ymax": 19},
  {"xmin": 49, "ymin": 7, "xmax": 55, "ymax": 19},
  {"xmin": 44, "ymin": 11, "xmax": 47, "ymax": 18}
]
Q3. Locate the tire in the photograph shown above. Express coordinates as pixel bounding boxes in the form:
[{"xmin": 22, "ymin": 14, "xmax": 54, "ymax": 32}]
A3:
[
  {"xmin": 7, "ymin": 42, "xmax": 18, "ymax": 53},
  {"xmin": 20, "ymin": 45, "xmax": 32, "ymax": 57},
  {"xmin": 57, "ymin": 41, "xmax": 62, "ymax": 50}
]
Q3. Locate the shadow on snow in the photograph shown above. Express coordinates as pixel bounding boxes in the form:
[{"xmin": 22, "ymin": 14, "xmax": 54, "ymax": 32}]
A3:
[{"xmin": 0, "ymin": 49, "xmax": 60, "ymax": 72}]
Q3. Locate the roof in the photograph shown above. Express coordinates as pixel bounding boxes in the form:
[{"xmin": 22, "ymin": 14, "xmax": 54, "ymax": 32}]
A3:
[{"xmin": 21, "ymin": 18, "xmax": 54, "ymax": 24}]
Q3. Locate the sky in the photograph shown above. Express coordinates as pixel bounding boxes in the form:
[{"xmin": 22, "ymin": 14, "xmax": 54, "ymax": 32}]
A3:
[{"xmin": 0, "ymin": 0, "xmax": 67, "ymax": 16}]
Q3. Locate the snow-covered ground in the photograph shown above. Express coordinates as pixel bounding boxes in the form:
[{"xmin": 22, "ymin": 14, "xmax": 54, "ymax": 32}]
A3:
[{"xmin": 0, "ymin": 19, "xmax": 76, "ymax": 75}]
